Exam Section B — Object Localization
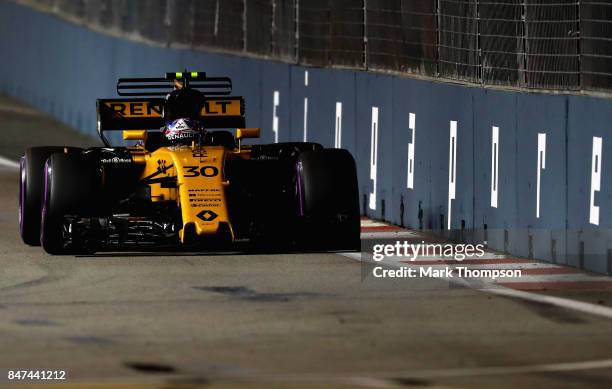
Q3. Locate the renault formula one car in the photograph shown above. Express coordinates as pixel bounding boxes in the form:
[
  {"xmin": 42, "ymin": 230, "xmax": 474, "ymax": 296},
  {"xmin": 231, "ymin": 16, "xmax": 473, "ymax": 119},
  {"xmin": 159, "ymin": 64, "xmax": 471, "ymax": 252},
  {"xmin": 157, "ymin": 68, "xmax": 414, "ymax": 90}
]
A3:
[{"xmin": 19, "ymin": 71, "xmax": 360, "ymax": 254}]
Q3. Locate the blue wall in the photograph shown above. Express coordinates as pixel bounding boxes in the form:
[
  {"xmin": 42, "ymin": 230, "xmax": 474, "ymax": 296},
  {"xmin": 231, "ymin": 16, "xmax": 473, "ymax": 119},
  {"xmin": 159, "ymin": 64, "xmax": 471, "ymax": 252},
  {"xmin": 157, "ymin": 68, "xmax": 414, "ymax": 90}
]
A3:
[{"xmin": 1, "ymin": 2, "xmax": 610, "ymax": 273}]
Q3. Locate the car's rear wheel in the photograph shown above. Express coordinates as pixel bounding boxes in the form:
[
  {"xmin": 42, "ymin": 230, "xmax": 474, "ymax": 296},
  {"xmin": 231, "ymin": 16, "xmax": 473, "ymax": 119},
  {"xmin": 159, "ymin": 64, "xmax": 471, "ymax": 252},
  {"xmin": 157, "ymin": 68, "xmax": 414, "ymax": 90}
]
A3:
[
  {"xmin": 19, "ymin": 147, "xmax": 78, "ymax": 246},
  {"xmin": 40, "ymin": 152, "xmax": 96, "ymax": 255},
  {"xmin": 295, "ymin": 149, "xmax": 361, "ymax": 251}
]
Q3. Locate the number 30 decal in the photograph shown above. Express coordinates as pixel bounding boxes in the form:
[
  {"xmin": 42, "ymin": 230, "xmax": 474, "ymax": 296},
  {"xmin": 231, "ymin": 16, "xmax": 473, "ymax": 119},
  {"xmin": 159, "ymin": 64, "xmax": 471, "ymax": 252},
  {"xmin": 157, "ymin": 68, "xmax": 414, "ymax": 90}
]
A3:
[{"xmin": 183, "ymin": 165, "xmax": 219, "ymax": 178}]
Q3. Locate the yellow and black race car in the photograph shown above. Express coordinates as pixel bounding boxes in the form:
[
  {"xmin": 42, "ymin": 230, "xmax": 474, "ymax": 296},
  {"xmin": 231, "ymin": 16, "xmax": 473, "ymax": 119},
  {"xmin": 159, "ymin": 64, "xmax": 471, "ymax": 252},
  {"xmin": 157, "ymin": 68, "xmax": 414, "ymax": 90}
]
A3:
[{"xmin": 18, "ymin": 71, "xmax": 360, "ymax": 255}]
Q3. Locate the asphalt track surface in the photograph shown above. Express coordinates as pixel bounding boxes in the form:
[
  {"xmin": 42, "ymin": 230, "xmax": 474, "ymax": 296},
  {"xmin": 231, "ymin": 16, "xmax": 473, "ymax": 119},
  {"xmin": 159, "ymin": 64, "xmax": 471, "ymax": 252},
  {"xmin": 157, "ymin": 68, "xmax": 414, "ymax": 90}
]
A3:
[{"xmin": 1, "ymin": 96, "xmax": 612, "ymax": 388}]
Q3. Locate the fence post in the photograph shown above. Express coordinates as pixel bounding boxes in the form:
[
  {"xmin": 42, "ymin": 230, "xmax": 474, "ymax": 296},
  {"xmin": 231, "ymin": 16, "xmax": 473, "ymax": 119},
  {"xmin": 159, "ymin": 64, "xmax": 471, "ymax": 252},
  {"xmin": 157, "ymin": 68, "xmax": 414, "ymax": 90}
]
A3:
[
  {"xmin": 577, "ymin": 0, "xmax": 582, "ymax": 91},
  {"xmin": 164, "ymin": 0, "xmax": 171, "ymax": 47},
  {"xmin": 270, "ymin": 0, "xmax": 277, "ymax": 55},
  {"xmin": 363, "ymin": 0, "xmax": 368, "ymax": 70},
  {"xmin": 521, "ymin": 0, "xmax": 528, "ymax": 87},
  {"xmin": 476, "ymin": 0, "xmax": 482, "ymax": 84},
  {"xmin": 242, "ymin": 0, "xmax": 247, "ymax": 52},
  {"xmin": 294, "ymin": 0, "xmax": 300, "ymax": 63},
  {"xmin": 436, "ymin": 0, "xmax": 441, "ymax": 77},
  {"xmin": 189, "ymin": 0, "xmax": 195, "ymax": 48}
]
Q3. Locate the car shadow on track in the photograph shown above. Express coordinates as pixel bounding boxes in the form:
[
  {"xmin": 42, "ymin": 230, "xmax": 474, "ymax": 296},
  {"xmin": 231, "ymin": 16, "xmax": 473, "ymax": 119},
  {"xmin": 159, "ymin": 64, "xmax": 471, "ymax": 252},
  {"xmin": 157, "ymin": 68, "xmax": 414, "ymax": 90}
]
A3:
[{"xmin": 75, "ymin": 248, "xmax": 357, "ymax": 259}]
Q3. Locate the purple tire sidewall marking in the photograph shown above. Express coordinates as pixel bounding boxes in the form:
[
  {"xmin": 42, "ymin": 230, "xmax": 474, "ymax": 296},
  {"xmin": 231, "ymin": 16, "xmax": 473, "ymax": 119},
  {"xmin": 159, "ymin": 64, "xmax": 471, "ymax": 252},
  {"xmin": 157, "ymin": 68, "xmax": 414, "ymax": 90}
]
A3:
[
  {"xmin": 40, "ymin": 159, "xmax": 50, "ymax": 244},
  {"xmin": 296, "ymin": 161, "xmax": 304, "ymax": 216},
  {"xmin": 19, "ymin": 156, "xmax": 25, "ymax": 234}
]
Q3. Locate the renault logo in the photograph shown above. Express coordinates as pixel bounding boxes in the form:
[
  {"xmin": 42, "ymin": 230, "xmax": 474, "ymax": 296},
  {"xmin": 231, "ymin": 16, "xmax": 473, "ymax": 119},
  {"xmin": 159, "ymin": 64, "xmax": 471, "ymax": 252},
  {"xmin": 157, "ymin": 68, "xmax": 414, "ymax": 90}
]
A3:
[{"xmin": 197, "ymin": 210, "xmax": 218, "ymax": 222}]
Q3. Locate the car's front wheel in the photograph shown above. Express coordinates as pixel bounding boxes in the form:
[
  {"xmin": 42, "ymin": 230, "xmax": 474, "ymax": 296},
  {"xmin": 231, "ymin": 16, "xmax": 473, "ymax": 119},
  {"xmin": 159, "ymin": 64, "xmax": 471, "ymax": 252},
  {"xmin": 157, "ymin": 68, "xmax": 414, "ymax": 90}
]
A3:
[
  {"xmin": 19, "ymin": 147, "xmax": 79, "ymax": 246},
  {"xmin": 40, "ymin": 152, "xmax": 97, "ymax": 255}
]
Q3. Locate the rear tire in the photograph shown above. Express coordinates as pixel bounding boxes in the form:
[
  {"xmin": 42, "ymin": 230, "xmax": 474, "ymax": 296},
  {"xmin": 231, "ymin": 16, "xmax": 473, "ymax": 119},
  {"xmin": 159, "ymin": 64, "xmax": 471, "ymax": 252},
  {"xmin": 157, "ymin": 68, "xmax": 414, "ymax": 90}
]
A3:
[
  {"xmin": 19, "ymin": 147, "xmax": 79, "ymax": 246},
  {"xmin": 236, "ymin": 143, "xmax": 322, "ymax": 252},
  {"xmin": 40, "ymin": 152, "xmax": 96, "ymax": 255},
  {"xmin": 296, "ymin": 149, "xmax": 360, "ymax": 251}
]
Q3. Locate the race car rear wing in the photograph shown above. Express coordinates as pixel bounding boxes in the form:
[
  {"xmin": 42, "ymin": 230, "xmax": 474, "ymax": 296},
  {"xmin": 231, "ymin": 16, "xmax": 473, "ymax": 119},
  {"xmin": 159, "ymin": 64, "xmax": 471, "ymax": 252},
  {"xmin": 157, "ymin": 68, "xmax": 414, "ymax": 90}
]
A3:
[
  {"xmin": 97, "ymin": 96, "xmax": 246, "ymax": 145},
  {"xmin": 97, "ymin": 71, "xmax": 245, "ymax": 146}
]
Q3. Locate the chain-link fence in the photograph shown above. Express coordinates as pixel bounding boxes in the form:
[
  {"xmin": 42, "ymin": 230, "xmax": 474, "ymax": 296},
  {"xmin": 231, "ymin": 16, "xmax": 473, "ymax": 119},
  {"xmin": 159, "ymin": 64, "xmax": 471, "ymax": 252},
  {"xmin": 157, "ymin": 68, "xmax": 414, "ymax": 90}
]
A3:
[{"xmin": 19, "ymin": 0, "xmax": 612, "ymax": 93}]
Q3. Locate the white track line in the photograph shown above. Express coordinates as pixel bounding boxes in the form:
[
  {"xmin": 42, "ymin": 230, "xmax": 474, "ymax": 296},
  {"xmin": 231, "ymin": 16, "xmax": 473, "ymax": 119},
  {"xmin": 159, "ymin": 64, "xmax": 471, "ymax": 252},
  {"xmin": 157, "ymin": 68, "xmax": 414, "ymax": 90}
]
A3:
[
  {"xmin": 494, "ymin": 274, "xmax": 612, "ymax": 283},
  {"xmin": 456, "ymin": 262, "xmax": 562, "ymax": 269},
  {"xmin": 0, "ymin": 104, "xmax": 42, "ymax": 116},
  {"xmin": 340, "ymin": 252, "xmax": 612, "ymax": 321},
  {"xmin": 380, "ymin": 261, "xmax": 567, "ymax": 271},
  {"xmin": 487, "ymin": 287, "xmax": 612, "ymax": 320},
  {"xmin": 0, "ymin": 155, "xmax": 19, "ymax": 169},
  {"xmin": 392, "ymin": 358, "xmax": 612, "ymax": 379},
  {"xmin": 361, "ymin": 220, "xmax": 391, "ymax": 227},
  {"xmin": 234, "ymin": 358, "xmax": 612, "ymax": 383},
  {"xmin": 361, "ymin": 231, "xmax": 419, "ymax": 239},
  {"xmin": 376, "ymin": 253, "xmax": 510, "ymax": 262}
]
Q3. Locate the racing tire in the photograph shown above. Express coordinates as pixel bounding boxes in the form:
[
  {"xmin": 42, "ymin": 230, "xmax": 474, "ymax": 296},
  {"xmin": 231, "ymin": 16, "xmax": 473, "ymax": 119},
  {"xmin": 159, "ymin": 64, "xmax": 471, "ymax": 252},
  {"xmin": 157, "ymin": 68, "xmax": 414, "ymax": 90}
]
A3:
[
  {"xmin": 295, "ymin": 149, "xmax": 360, "ymax": 251},
  {"xmin": 19, "ymin": 147, "xmax": 78, "ymax": 246},
  {"xmin": 40, "ymin": 152, "xmax": 96, "ymax": 255}
]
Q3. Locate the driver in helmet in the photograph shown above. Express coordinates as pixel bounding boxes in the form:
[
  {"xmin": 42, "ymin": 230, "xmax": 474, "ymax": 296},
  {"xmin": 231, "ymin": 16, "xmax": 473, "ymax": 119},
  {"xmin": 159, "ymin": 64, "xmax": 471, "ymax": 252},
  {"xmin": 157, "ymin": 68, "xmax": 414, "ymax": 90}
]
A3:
[{"xmin": 162, "ymin": 87, "xmax": 206, "ymax": 145}]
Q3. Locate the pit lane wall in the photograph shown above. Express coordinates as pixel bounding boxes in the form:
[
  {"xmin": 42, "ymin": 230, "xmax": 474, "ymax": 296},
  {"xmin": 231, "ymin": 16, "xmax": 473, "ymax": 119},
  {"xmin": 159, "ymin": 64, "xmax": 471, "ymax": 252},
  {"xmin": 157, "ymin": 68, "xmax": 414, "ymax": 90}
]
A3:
[{"xmin": 1, "ymin": 2, "xmax": 610, "ymax": 273}]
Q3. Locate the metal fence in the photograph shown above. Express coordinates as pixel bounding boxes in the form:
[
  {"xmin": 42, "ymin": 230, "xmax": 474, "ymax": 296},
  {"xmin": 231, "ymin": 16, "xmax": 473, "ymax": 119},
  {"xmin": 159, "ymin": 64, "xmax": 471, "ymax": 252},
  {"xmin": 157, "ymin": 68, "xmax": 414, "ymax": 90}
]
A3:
[{"xmin": 20, "ymin": 0, "xmax": 612, "ymax": 93}]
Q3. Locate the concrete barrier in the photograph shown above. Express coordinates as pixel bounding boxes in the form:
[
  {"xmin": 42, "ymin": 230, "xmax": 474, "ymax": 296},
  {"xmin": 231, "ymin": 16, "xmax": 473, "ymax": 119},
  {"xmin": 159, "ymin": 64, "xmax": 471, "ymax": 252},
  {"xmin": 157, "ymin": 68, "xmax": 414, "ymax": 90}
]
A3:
[{"xmin": 0, "ymin": 2, "xmax": 610, "ymax": 273}]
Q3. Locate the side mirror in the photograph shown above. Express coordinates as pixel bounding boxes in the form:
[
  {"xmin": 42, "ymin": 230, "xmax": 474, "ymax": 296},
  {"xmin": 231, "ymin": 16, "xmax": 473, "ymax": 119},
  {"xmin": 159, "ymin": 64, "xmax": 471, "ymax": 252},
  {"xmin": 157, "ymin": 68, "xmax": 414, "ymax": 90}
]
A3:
[
  {"xmin": 236, "ymin": 128, "xmax": 260, "ymax": 139},
  {"xmin": 123, "ymin": 130, "xmax": 148, "ymax": 141}
]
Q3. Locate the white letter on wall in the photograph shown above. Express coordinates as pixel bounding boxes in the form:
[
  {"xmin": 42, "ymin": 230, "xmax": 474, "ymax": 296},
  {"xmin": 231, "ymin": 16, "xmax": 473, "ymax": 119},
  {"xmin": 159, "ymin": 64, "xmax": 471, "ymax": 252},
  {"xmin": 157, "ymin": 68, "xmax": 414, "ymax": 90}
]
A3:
[
  {"xmin": 407, "ymin": 113, "xmax": 416, "ymax": 189},
  {"xmin": 303, "ymin": 71, "xmax": 308, "ymax": 142},
  {"xmin": 272, "ymin": 91, "xmax": 279, "ymax": 143},
  {"xmin": 448, "ymin": 121, "xmax": 457, "ymax": 230},
  {"xmin": 491, "ymin": 126, "xmax": 499, "ymax": 208},
  {"xmin": 369, "ymin": 107, "xmax": 379, "ymax": 210},
  {"xmin": 536, "ymin": 132, "xmax": 546, "ymax": 218},
  {"xmin": 334, "ymin": 102, "xmax": 342, "ymax": 148},
  {"xmin": 590, "ymin": 136, "xmax": 603, "ymax": 225}
]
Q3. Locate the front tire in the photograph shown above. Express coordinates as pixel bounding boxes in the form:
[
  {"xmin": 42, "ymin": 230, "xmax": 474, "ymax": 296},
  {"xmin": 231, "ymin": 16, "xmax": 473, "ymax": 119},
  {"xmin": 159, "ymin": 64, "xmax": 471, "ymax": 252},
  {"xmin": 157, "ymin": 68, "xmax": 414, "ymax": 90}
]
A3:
[
  {"xmin": 40, "ymin": 152, "xmax": 96, "ymax": 255},
  {"xmin": 19, "ymin": 147, "xmax": 79, "ymax": 246}
]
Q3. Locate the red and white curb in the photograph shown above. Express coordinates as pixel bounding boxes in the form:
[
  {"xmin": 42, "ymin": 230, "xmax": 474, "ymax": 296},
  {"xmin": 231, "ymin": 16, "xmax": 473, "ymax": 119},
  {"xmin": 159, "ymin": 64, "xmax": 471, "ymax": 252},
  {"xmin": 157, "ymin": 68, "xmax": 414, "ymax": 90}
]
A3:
[
  {"xmin": 360, "ymin": 217, "xmax": 417, "ymax": 238},
  {"xmin": 359, "ymin": 218, "xmax": 612, "ymax": 292},
  {"xmin": 354, "ymin": 218, "xmax": 612, "ymax": 320}
]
